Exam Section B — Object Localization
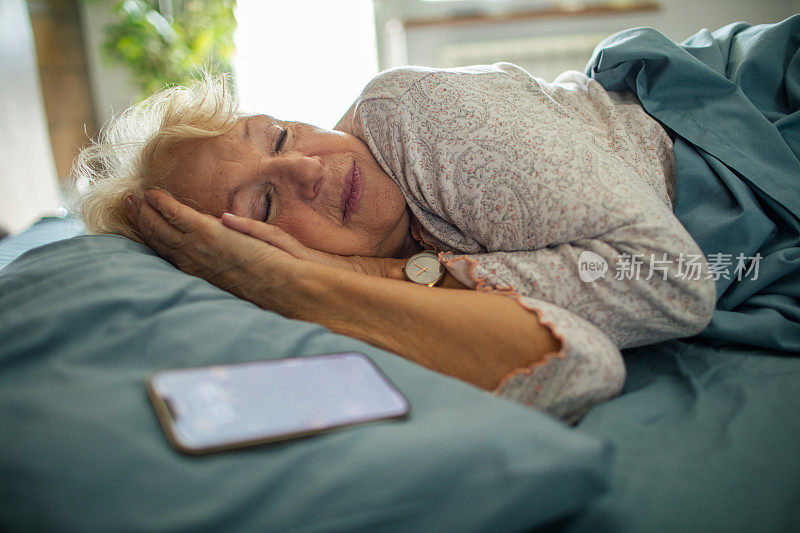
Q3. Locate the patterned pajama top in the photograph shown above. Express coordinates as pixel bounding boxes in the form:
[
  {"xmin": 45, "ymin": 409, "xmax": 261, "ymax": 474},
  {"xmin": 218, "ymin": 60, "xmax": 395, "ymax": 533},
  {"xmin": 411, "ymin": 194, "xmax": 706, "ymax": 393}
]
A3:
[{"xmin": 337, "ymin": 63, "xmax": 716, "ymax": 423}]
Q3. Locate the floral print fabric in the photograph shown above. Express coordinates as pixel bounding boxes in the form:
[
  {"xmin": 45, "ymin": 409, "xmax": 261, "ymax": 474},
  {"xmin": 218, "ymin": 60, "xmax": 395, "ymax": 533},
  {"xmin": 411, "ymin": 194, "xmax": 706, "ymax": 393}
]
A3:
[{"xmin": 342, "ymin": 63, "xmax": 716, "ymax": 422}]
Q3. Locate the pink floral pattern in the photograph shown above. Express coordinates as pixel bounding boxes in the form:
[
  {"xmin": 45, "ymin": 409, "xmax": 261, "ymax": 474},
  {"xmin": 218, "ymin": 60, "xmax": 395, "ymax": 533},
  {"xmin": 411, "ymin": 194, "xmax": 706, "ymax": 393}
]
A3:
[{"xmin": 344, "ymin": 64, "xmax": 716, "ymax": 422}]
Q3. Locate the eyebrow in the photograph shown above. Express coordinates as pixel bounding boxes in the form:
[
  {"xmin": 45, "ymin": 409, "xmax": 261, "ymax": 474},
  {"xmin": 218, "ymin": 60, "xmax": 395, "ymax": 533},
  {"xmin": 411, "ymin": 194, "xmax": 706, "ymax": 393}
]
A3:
[{"xmin": 244, "ymin": 118, "xmax": 251, "ymax": 142}]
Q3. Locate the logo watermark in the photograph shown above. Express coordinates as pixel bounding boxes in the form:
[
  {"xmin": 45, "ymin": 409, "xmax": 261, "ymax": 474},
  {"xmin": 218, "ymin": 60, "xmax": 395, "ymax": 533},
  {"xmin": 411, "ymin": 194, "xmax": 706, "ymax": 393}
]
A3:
[
  {"xmin": 578, "ymin": 251, "xmax": 609, "ymax": 282},
  {"xmin": 578, "ymin": 252, "xmax": 761, "ymax": 282}
]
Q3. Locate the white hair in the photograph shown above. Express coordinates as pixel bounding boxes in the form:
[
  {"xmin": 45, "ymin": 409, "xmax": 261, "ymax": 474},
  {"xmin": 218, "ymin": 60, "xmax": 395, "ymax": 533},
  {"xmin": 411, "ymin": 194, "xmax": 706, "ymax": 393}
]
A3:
[{"xmin": 67, "ymin": 73, "xmax": 239, "ymax": 243}]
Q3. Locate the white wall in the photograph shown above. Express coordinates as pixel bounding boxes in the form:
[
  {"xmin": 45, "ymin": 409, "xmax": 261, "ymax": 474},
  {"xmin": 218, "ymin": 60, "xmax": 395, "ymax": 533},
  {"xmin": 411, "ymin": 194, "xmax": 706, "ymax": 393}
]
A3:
[
  {"xmin": 0, "ymin": 0, "xmax": 61, "ymax": 234},
  {"xmin": 634, "ymin": 0, "xmax": 796, "ymax": 41},
  {"xmin": 377, "ymin": 0, "xmax": 799, "ymax": 71}
]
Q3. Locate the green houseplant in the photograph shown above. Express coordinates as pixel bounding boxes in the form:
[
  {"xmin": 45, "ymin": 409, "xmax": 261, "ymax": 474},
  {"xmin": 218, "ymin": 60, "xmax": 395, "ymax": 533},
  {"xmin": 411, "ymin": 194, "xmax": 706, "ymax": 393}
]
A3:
[{"xmin": 88, "ymin": 0, "xmax": 237, "ymax": 97}]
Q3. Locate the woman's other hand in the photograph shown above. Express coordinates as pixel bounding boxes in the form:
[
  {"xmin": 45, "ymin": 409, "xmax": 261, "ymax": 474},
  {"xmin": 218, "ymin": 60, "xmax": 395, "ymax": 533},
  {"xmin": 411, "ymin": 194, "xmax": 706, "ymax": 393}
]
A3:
[
  {"xmin": 126, "ymin": 190, "xmax": 303, "ymax": 314},
  {"xmin": 220, "ymin": 213, "xmax": 406, "ymax": 281}
]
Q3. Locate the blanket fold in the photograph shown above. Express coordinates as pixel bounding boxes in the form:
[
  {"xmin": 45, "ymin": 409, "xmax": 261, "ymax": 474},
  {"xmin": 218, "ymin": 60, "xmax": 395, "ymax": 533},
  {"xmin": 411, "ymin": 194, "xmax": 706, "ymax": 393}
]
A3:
[{"xmin": 586, "ymin": 15, "xmax": 800, "ymax": 353}]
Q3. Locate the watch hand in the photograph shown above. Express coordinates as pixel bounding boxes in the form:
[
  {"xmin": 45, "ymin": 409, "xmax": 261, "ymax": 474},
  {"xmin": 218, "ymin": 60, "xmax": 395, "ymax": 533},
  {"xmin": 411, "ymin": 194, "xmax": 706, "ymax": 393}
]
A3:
[{"xmin": 412, "ymin": 261, "xmax": 429, "ymax": 274}]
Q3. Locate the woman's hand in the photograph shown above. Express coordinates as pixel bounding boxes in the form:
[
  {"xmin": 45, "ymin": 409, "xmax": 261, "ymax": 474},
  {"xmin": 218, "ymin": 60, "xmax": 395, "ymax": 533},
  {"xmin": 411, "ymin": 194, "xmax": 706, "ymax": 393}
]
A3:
[
  {"xmin": 220, "ymin": 213, "xmax": 406, "ymax": 280},
  {"xmin": 127, "ymin": 190, "xmax": 305, "ymax": 314},
  {"xmin": 220, "ymin": 213, "xmax": 355, "ymax": 271}
]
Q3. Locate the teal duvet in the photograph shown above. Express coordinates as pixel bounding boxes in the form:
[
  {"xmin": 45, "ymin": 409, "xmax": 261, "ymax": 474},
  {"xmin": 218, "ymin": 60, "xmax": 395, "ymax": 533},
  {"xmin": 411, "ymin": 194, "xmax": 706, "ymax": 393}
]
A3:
[
  {"xmin": 556, "ymin": 14, "xmax": 800, "ymax": 532},
  {"xmin": 587, "ymin": 14, "xmax": 800, "ymax": 354}
]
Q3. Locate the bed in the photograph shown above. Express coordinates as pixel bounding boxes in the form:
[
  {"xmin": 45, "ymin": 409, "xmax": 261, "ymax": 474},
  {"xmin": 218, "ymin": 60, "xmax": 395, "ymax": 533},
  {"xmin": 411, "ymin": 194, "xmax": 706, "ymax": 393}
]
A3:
[{"xmin": 2, "ymin": 16, "xmax": 799, "ymax": 533}]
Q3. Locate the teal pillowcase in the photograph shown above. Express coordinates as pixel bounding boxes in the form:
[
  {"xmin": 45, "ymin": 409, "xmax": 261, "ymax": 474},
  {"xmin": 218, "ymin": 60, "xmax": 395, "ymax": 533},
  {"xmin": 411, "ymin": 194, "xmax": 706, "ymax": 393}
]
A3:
[
  {"xmin": 0, "ymin": 235, "xmax": 611, "ymax": 532},
  {"xmin": 0, "ymin": 216, "xmax": 83, "ymax": 270}
]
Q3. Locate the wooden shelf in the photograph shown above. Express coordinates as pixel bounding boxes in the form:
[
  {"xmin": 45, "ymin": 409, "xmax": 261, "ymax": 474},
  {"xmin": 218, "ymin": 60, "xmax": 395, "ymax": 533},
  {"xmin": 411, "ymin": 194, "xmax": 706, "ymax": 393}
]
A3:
[{"xmin": 403, "ymin": 1, "xmax": 660, "ymax": 30}]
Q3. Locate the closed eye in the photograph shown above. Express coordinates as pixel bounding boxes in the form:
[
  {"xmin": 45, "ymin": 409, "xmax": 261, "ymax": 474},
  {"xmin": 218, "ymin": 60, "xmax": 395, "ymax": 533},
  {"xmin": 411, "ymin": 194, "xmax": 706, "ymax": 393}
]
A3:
[
  {"xmin": 262, "ymin": 189, "xmax": 273, "ymax": 222},
  {"xmin": 275, "ymin": 128, "xmax": 287, "ymax": 153}
]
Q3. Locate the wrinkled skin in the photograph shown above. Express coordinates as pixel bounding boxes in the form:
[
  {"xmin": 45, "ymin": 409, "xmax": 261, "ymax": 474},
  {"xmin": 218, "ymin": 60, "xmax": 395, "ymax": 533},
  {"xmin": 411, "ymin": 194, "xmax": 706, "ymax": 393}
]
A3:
[{"xmin": 163, "ymin": 114, "xmax": 418, "ymax": 259}]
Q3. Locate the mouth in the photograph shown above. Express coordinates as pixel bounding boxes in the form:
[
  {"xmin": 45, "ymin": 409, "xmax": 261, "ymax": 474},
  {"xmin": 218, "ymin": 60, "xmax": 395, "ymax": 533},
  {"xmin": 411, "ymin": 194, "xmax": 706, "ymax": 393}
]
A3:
[{"xmin": 341, "ymin": 160, "xmax": 363, "ymax": 221}]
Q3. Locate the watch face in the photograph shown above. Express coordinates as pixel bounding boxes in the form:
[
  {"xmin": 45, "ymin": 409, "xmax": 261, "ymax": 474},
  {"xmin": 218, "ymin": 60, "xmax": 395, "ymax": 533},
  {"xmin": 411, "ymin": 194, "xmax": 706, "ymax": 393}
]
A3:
[{"xmin": 405, "ymin": 253, "xmax": 444, "ymax": 286}]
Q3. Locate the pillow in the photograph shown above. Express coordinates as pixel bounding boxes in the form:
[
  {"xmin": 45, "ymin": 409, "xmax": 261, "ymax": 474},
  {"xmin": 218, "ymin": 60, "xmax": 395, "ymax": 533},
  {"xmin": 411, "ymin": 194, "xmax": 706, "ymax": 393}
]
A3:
[
  {"xmin": 0, "ymin": 216, "xmax": 83, "ymax": 270},
  {"xmin": 0, "ymin": 235, "xmax": 611, "ymax": 532}
]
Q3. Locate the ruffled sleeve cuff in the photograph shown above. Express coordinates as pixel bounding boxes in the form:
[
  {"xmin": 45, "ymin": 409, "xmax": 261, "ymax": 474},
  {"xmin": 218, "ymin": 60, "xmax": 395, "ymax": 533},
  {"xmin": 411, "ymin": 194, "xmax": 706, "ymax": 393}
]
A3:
[
  {"xmin": 493, "ymin": 295, "xmax": 626, "ymax": 424},
  {"xmin": 440, "ymin": 253, "xmax": 626, "ymax": 424}
]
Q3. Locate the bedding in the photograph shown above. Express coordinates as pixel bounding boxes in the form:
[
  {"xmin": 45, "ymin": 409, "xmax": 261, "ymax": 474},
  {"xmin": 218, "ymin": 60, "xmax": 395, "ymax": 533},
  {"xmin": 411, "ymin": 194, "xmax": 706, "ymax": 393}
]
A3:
[
  {"xmin": 0, "ymin": 228, "xmax": 612, "ymax": 532},
  {"xmin": 586, "ymin": 14, "xmax": 800, "ymax": 354},
  {"xmin": 551, "ymin": 15, "xmax": 800, "ymax": 532},
  {"xmin": 554, "ymin": 340, "xmax": 800, "ymax": 533},
  {"xmin": 0, "ymin": 215, "xmax": 84, "ymax": 270}
]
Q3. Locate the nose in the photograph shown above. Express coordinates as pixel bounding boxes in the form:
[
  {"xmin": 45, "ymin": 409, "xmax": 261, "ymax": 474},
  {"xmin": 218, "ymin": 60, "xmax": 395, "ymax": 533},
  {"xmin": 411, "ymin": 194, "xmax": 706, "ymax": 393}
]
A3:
[{"xmin": 277, "ymin": 155, "xmax": 323, "ymax": 201}]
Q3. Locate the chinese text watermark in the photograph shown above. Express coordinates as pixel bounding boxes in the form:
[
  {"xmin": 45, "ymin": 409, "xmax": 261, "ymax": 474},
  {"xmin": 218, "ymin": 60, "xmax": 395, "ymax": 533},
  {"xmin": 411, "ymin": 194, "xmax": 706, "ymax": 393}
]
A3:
[{"xmin": 578, "ymin": 251, "xmax": 761, "ymax": 283}]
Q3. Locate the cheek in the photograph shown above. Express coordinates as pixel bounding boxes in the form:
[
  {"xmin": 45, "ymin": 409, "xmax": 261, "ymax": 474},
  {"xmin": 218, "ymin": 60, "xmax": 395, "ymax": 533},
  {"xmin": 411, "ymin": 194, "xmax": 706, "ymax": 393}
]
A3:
[
  {"xmin": 274, "ymin": 210, "xmax": 330, "ymax": 244},
  {"xmin": 277, "ymin": 212, "xmax": 374, "ymax": 256},
  {"xmin": 369, "ymin": 176, "xmax": 406, "ymax": 219}
]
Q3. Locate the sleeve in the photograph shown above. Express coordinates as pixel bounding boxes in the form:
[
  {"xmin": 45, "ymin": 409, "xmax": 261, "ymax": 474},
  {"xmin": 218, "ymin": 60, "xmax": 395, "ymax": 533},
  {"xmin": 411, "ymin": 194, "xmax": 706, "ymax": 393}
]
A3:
[
  {"xmin": 439, "ymin": 207, "xmax": 717, "ymax": 350},
  {"xmin": 487, "ymin": 294, "xmax": 626, "ymax": 425},
  {"xmin": 346, "ymin": 65, "xmax": 715, "ymax": 350}
]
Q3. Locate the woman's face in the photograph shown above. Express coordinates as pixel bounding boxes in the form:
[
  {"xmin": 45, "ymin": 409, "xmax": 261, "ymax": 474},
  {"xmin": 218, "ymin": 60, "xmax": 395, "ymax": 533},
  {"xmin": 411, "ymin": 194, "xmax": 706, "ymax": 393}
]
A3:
[{"xmin": 165, "ymin": 115, "xmax": 411, "ymax": 257}]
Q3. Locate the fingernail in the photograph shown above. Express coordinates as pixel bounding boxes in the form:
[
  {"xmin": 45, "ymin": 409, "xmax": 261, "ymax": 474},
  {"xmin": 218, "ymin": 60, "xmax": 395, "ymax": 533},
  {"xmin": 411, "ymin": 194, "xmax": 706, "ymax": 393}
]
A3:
[
  {"xmin": 222, "ymin": 212, "xmax": 238, "ymax": 219},
  {"xmin": 125, "ymin": 195, "xmax": 134, "ymax": 213}
]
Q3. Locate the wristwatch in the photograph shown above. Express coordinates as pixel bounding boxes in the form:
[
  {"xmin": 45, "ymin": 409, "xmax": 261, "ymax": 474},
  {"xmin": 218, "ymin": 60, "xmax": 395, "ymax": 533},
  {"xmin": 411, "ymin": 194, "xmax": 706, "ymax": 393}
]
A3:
[{"xmin": 403, "ymin": 251, "xmax": 445, "ymax": 287}]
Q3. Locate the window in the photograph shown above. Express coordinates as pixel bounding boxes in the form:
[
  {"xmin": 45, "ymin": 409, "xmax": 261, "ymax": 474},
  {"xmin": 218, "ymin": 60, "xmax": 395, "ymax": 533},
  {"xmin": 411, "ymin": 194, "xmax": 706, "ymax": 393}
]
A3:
[{"xmin": 233, "ymin": 0, "xmax": 379, "ymax": 129}]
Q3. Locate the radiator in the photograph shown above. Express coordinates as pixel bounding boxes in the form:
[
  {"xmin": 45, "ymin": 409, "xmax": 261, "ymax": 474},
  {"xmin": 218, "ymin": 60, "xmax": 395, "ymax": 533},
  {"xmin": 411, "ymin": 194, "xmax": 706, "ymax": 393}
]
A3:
[{"xmin": 436, "ymin": 32, "xmax": 610, "ymax": 81}]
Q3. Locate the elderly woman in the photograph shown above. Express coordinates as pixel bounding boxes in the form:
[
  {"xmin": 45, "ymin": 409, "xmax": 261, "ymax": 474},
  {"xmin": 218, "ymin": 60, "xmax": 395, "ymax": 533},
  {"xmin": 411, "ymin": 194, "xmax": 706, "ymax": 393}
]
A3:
[{"xmin": 72, "ymin": 63, "xmax": 715, "ymax": 422}]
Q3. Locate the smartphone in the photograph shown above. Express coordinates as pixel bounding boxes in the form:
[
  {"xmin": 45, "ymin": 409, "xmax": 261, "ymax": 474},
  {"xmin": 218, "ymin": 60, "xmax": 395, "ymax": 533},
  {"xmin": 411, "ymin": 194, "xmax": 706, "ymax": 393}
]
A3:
[{"xmin": 146, "ymin": 352, "xmax": 410, "ymax": 454}]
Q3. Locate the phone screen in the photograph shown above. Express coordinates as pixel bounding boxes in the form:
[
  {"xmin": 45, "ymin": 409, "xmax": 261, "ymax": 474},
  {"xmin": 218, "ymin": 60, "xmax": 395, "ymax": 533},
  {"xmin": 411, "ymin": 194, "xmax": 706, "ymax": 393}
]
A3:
[{"xmin": 147, "ymin": 352, "xmax": 410, "ymax": 454}]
